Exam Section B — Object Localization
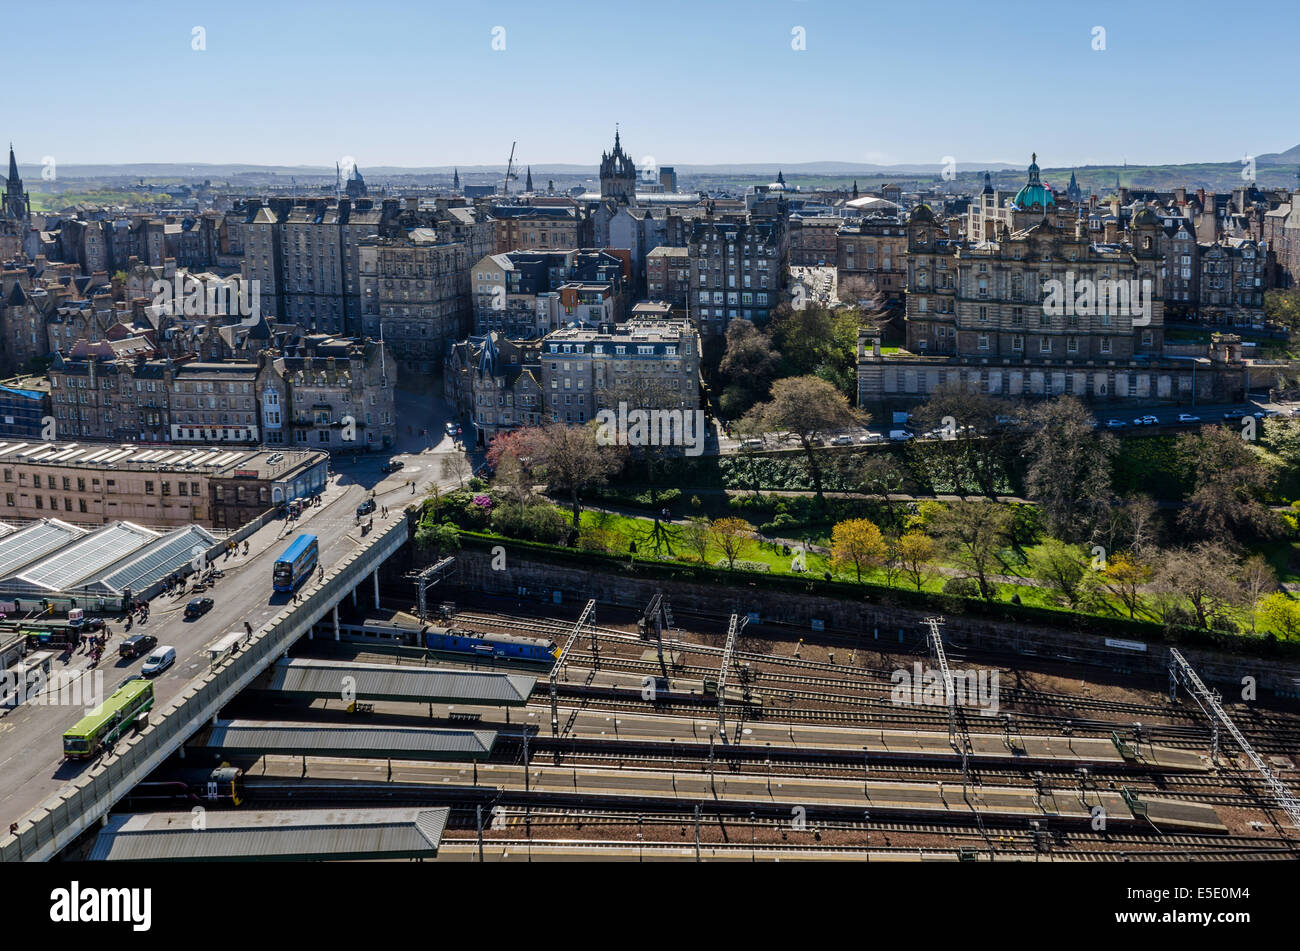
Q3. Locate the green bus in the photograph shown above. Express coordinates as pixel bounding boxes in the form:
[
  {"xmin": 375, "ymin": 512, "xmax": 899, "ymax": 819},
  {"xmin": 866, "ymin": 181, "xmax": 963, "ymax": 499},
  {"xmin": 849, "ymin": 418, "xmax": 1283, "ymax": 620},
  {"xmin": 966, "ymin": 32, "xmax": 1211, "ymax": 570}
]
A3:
[{"xmin": 62, "ymin": 680, "xmax": 154, "ymax": 760}]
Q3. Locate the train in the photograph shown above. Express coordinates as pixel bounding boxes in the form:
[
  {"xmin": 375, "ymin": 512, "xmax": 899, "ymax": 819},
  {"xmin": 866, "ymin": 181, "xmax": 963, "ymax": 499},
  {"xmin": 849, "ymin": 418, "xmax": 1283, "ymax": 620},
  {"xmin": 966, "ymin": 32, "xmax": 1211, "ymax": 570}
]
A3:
[
  {"xmin": 424, "ymin": 626, "xmax": 560, "ymax": 662},
  {"xmin": 322, "ymin": 617, "xmax": 560, "ymax": 663}
]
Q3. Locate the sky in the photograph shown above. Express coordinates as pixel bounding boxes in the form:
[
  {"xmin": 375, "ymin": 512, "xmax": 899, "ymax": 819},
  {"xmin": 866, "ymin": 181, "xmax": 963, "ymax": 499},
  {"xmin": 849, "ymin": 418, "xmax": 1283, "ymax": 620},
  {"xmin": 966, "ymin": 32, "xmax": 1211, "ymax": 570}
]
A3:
[{"xmin": 6, "ymin": 0, "xmax": 1299, "ymax": 171}]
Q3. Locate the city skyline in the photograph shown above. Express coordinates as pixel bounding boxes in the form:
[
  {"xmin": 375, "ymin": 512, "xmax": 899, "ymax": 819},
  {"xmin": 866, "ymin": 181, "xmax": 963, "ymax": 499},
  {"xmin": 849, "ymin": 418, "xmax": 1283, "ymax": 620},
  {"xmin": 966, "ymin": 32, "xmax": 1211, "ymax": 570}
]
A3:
[{"xmin": 7, "ymin": 0, "xmax": 1299, "ymax": 169}]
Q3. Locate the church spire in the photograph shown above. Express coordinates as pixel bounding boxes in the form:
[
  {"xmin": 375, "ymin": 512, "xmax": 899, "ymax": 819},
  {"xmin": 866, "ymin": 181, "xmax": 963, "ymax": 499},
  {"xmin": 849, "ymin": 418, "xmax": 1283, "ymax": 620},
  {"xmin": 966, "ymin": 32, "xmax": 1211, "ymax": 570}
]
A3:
[
  {"xmin": 7, "ymin": 144, "xmax": 17, "ymax": 184},
  {"xmin": 526, "ymin": 165, "xmax": 533, "ymax": 192}
]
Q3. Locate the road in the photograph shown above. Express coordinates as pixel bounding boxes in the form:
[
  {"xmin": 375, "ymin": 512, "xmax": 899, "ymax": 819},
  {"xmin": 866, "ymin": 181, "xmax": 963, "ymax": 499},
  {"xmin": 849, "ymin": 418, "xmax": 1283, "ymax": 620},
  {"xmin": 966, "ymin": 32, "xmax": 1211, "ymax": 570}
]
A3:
[
  {"xmin": 0, "ymin": 391, "xmax": 467, "ymax": 832},
  {"xmin": 714, "ymin": 396, "xmax": 1295, "ymax": 454}
]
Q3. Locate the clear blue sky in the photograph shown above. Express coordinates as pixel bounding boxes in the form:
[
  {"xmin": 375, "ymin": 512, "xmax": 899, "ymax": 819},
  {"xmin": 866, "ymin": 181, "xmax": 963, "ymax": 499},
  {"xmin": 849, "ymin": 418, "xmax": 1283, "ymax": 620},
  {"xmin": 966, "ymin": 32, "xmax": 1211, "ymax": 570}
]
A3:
[{"xmin": 8, "ymin": 0, "xmax": 1298, "ymax": 169}]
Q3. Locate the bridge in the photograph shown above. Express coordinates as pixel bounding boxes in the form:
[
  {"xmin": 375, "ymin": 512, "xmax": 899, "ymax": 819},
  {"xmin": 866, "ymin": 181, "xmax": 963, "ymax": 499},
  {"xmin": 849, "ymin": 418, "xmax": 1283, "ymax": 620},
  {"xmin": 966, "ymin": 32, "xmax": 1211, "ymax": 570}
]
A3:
[{"xmin": 0, "ymin": 457, "xmax": 433, "ymax": 863}]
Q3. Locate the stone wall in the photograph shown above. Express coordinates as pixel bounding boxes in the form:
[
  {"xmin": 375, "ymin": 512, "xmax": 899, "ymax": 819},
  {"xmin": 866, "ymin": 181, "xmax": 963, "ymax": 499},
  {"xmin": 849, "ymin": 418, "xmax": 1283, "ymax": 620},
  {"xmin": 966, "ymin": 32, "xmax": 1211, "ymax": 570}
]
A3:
[{"xmin": 447, "ymin": 545, "xmax": 1300, "ymax": 700}]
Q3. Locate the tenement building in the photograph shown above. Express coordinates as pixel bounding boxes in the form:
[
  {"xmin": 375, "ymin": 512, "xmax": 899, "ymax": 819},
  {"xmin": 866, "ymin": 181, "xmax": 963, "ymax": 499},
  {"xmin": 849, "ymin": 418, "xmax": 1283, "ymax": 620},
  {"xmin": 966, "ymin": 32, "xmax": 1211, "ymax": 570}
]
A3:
[{"xmin": 859, "ymin": 193, "xmax": 1253, "ymax": 408}]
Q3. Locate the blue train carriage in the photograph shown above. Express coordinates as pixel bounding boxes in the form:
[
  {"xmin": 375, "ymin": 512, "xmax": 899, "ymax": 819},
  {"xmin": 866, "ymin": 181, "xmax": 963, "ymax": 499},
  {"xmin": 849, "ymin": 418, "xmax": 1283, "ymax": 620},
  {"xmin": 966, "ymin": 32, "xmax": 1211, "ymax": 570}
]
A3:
[
  {"xmin": 424, "ymin": 626, "xmax": 560, "ymax": 663},
  {"xmin": 273, "ymin": 534, "xmax": 319, "ymax": 592}
]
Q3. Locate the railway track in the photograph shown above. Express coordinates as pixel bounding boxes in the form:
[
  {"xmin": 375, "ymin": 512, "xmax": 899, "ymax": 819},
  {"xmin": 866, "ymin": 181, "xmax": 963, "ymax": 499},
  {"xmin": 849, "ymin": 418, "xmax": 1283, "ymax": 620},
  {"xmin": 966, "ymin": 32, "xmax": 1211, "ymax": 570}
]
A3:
[
  {"xmin": 459, "ymin": 610, "xmax": 1300, "ymax": 740},
  {"xmin": 452, "ymin": 615, "xmax": 1300, "ymax": 758}
]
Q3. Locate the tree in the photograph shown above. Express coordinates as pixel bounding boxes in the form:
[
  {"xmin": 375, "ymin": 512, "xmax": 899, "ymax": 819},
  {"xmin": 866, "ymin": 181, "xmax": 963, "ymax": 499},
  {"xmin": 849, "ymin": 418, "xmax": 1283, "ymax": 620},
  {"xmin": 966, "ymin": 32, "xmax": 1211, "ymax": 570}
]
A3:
[
  {"xmin": 710, "ymin": 517, "xmax": 751, "ymax": 570},
  {"xmin": 1027, "ymin": 539, "xmax": 1089, "ymax": 609},
  {"xmin": 682, "ymin": 516, "xmax": 713, "ymax": 564},
  {"xmin": 910, "ymin": 382, "xmax": 1018, "ymax": 497},
  {"xmin": 439, "ymin": 453, "xmax": 471, "ymax": 489},
  {"xmin": 838, "ymin": 452, "xmax": 906, "ymax": 526},
  {"xmin": 738, "ymin": 376, "xmax": 865, "ymax": 499},
  {"xmin": 1102, "ymin": 553, "xmax": 1151, "ymax": 619},
  {"xmin": 896, "ymin": 531, "xmax": 938, "ymax": 592},
  {"xmin": 1257, "ymin": 592, "xmax": 1300, "ymax": 640},
  {"xmin": 1151, "ymin": 543, "xmax": 1245, "ymax": 631},
  {"xmin": 927, "ymin": 500, "xmax": 1011, "ymax": 601},
  {"xmin": 1022, "ymin": 396, "xmax": 1117, "ymax": 541},
  {"xmin": 830, "ymin": 517, "xmax": 888, "ymax": 582},
  {"xmin": 1177, "ymin": 426, "xmax": 1280, "ymax": 544},
  {"xmin": 718, "ymin": 319, "xmax": 781, "ymax": 417},
  {"xmin": 1239, "ymin": 554, "xmax": 1278, "ymax": 634},
  {"xmin": 1096, "ymin": 493, "xmax": 1160, "ymax": 557},
  {"xmin": 1264, "ymin": 288, "xmax": 1300, "ymax": 331},
  {"xmin": 507, "ymin": 423, "xmax": 623, "ymax": 530},
  {"xmin": 414, "ymin": 520, "xmax": 460, "ymax": 555}
]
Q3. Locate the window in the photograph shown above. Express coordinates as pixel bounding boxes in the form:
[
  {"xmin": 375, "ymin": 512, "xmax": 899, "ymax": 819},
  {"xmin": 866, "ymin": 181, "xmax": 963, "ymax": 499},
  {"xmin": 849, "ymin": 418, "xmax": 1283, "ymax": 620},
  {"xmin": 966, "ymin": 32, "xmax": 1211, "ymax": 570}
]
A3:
[
  {"xmin": 145, "ymin": 481, "xmax": 155, "ymax": 494},
  {"xmin": 1040, "ymin": 338, "xmax": 1052, "ymax": 353},
  {"xmin": 977, "ymin": 334, "xmax": 989, "ymax": 350}
]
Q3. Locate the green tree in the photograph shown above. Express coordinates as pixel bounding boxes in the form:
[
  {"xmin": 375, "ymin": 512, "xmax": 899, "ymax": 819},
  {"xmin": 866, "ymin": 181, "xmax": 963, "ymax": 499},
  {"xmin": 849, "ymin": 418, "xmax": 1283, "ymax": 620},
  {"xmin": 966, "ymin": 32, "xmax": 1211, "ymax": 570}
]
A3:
[
  {"xmin": 1027, "ymin": 539, "xmax": 1090, "ymax": 608},
  {"xmin": 830, "ymin": 517, "xmax": 888, "ymax": 582},
  {"xmin": 738, "ymin": 376, "xmax": 865, "ymax": 499},
  {"xmin": 928, "ymin": 500, "xmax": 1011, "ymax": 601}
]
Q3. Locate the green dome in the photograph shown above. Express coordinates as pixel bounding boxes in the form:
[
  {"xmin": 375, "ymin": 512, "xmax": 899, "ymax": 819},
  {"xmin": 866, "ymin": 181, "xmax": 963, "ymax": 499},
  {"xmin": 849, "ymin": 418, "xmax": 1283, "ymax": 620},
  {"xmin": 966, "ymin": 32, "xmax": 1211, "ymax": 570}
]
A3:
[{"xmin": 1011, "ymin": 153, "xmax": 1055, "ymax": 210}]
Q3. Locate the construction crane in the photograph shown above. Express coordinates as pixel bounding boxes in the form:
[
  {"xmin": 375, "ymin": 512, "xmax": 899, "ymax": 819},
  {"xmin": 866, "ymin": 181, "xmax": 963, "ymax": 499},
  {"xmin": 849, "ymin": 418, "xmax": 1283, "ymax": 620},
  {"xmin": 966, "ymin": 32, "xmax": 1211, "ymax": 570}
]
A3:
[{"xmin": 503, "ymin": 141, "xmax": 517, "ymax": 196}]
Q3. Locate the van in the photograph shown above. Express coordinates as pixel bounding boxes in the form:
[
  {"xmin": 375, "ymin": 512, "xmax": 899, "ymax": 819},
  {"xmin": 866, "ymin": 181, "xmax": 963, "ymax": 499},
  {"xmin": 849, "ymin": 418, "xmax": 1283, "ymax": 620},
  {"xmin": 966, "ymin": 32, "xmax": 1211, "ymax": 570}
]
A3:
[
  {"xmin": 739, "ymin": 438, "xmax": 764, "ymax": 451},
  {"xmin": 889, "ymin": 430, "xmax": 914, "ymax": 442},
  {"xmin": 141, "ymin": 646, "xmax": 176, "ymax": 677}
]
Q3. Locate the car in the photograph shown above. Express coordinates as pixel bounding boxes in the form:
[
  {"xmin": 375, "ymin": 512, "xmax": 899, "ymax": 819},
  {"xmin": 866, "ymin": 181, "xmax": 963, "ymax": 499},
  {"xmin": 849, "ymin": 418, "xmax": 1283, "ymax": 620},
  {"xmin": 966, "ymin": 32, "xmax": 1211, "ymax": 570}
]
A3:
[
  {"xmin": 1177, "ymin": 413, "xmax": 1200, "ymax": 423},
  {"xmin": 995, "ymin": 415, "xmax": 1023, "ymax": 427},
  {"xmin": 356, "ymin": 498, "xmax": 376, "ymax": 518},
  {"xmin": 858, "ymin": 432, "xmax": 885, "ymax": 444},
  {"xmin": 888, "ymin": 429, "xmax": 914, "ymax": 442},
  {"xmin": 141, "ymin": 646, "xmax": 176, "ymax": 677},
  {"xmin": 380, "ymin": 459, "xmax": 405, "ymax": 474},
  {"xmin": 444, "ymin": 421, "xmax": 458, "ymax": 437},
  {"xmin": 1223, "ymin": 409, "xmax": 1247, "ymax": 420},
  {"xmin": 118, "ymin": 634, "xmax": 157, "ymax": 659},
  {"xmin": 184, "ymin": 597, "xmax": 214, "ymax": 620},
  {"xmin": 1106, "ymin": 419, "xmax": 1127, "ymax": 429},
  {"xmin": 1134, "ymin": 415, "xmax": 1159, "ymax": 426},
  {"xmin": 831, "ymin": 435, "xmax": 855, "ymax": 446},
  {"xmin": 739, "ymin": 438, "xmax": 765, "ymax": 451}
]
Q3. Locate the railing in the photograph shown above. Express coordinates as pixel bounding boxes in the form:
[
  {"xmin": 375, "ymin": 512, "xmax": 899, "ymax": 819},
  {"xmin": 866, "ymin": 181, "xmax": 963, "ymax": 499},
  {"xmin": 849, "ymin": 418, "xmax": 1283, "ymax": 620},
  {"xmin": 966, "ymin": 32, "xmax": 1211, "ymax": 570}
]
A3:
[{"xmin": 0, "ymin": 510, "xmax": 411, "ymax": 863}]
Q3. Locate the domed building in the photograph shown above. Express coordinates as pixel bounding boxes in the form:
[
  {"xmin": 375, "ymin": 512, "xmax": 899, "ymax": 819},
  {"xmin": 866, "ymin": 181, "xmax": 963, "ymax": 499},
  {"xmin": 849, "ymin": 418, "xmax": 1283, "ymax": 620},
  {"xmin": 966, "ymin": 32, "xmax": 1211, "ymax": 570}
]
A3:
[
  {"xmin": 967, "ymin": 153, "xmax": 1072, "ymax": 243},
  {"xmin": 1010, "ymin": 154, "xmax": 1055, "ymax": 211}
]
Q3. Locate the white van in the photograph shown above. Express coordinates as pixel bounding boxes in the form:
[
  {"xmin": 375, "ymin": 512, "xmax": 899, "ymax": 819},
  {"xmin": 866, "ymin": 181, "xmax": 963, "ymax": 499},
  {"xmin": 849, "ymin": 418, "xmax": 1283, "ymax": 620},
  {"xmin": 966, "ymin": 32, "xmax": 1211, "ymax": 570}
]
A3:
[
  {"xmin": 889, "ymin": 430, "xmax": 914, "ymax": 442},
  {"xmin": 142, "ymin": 646, "xmax": 176, "ymax": 677},
  {"xmin": 739, "ymin": 438, "xmax": 764, "ymax": 451}
]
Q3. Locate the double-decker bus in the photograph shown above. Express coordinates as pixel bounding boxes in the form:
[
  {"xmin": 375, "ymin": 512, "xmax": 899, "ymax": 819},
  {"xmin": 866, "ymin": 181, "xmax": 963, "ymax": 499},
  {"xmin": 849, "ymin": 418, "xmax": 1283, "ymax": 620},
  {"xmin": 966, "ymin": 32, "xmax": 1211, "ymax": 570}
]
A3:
[
  {"xmin": 273, "ymin": 533, "xmax": 319, "ymax": 592},
  {"xmin": 62, "ymin": 679, "xmax": 154, "ymax": 759}
]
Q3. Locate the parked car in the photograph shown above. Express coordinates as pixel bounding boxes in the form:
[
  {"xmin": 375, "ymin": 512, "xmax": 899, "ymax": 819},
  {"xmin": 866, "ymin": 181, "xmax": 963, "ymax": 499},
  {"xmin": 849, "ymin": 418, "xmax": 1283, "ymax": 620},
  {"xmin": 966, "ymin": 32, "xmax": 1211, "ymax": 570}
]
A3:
[
  {"xmin": 858, "ymin": 432, "xmax": 885, "ymax": 444},
  {"xmin": 1133, "ymin": 415, "xmax": 1159, "ymax": 426},
  {"xmin": 184, "ymin": 597, "xmax": 214, "ymax": 620},
  {"xmin": 1223, "ymin": 408, "xmax": 1247, "ymax": 420},
  {"xmin": 888, "ymin": 430, "xmax": 914, "ymax": 442},
  {"xmin": 831, "ymin": 435, "xmax": 855, "ymax": 446},
  {"xmin": 141, "ymin": 646, "xmax": 176, "ymax": 677},
  {"xmin": 739, "ymin": 438, "xmax": 764, "ymax": 451},
  {"xmin": 356, "ymin": 498, "xmax": 376, "ymax": 518},
  {"xmin": 1177, "ymin": 413, "xmax": 1201, "ymax": 423},
  {"xmin": 1106, "ymin": 419, "xmax": 1127, "ymax": 429},
  {"xmin": 380, "ymin": 459, "xmax": 405, "ymax": 474},
  {"xmin": 119, "ymin": 634, "xmax": 158, "ymax": 659}
]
